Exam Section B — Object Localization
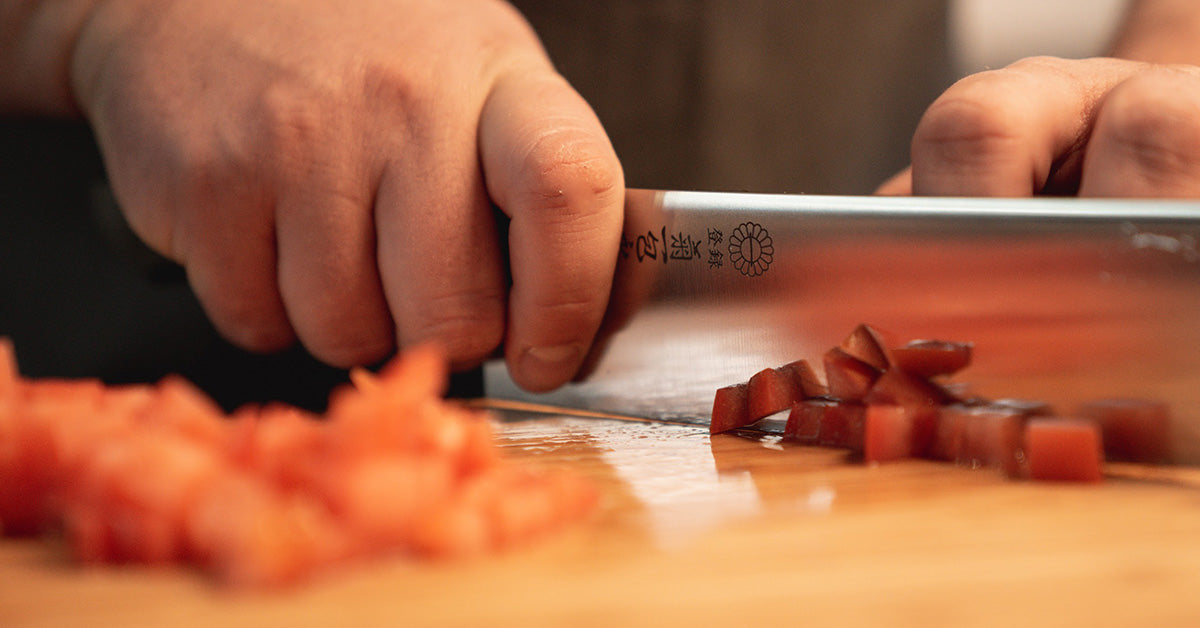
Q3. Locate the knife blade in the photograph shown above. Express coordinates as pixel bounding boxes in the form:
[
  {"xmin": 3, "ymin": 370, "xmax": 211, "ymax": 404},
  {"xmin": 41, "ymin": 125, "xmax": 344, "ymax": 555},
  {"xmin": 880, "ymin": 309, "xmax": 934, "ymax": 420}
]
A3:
[{"xmin": 484, "ymin": 189, "xmax": 1200, "ymax": 463}]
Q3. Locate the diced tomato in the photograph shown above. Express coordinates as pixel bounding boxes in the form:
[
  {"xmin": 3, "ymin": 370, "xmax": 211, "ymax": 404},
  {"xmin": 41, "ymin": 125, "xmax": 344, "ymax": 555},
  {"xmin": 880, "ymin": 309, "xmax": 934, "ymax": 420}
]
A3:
[
  {"xmin": 0, "ymin": 341, "xmax": 597, "ymax": 588},
  {"xmin": 865, "ymin": 368, "xmax": 952, "ymax": 407},
  {"xmin": 889, "ymin": 340, "xmax": 973, "ymax": 378},
  {"xmin": 137, "ymin": 375, "xmax": 230, "ymax": 448},
  {"xmin": 864, "ymin": 405, "xmax": 915, "ymax": 463},
  {"xmin": 1076, "ymin": 398, "xmax": 1170, "ymax": 463},
  {"xmin": 781, "ymin": 359, "xmax": 827, "ymax": 398},
  {"xmin": 408, "ymin": 501, "xmax": 490, "ymax": 559},
  {"xmin": 787, "ymin": 399, "xmax": 866, "ymax": 451},
  {"xmin": 0, "ymin": 403, "xmax": 60, "ymax": 534},
  {"xmin": 709, "ymin": 382, "xmax": 751, "ymax": 434},
  {"xmin": 64, "ymin": 431, "xmax": 225, "ymax": 564},
  {"xmin": 957, "ymin": 405, "xmax": 1028, "ymax": 477},
  {"xmin": 372, "ymin": 342, "xmax": 449, "ymax": 399},
  {"xmin": 838, "ymin": 323, "xmax": 895, "ymax": 371},
  {"xmin": 784, "ymin": 400, "xmax": 823, "ymax": 444},
  {"xmin": 1024, "ymin": 418, "xmax": 1104, "ymax": 483},
  {"xmin": 747, "ymin": 366, "xmax": 802, "ymax": 421},
  {"xmin": 823, "ymin": 347, "xmax": 879, "ymax": 402},
  {"xmin": 328, "ymin": 456, "xmax": 455, "ymax": 551},
  {"xmin": 228, "ymin": 403, "xmax": 328, "ymax": 493},
  {"xmin": 931, "ymin": 404, "xmax": 970, "ymax": 462},
  {"xmin": 184, "ymin": 472, "xmax": 349, "ymax": 588}
]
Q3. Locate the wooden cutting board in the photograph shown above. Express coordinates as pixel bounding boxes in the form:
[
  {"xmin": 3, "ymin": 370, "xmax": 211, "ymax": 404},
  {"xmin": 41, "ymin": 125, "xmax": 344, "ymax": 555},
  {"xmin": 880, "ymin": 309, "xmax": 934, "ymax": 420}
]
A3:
[{"xmin": 5, "ymin": 411, "xmax": 1200, "ymax": 627}]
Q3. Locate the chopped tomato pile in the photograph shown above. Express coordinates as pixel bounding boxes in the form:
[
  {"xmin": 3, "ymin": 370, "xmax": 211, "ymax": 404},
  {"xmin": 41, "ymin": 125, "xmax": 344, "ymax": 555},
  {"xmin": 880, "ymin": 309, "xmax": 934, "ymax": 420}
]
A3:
[
  {"xmin": 711, "ymin": 324, "xmax": 1172, "ymax": 482},
  {"xmin": 0, "ymin": 339, "xmax": 597, "ymax": 587}
]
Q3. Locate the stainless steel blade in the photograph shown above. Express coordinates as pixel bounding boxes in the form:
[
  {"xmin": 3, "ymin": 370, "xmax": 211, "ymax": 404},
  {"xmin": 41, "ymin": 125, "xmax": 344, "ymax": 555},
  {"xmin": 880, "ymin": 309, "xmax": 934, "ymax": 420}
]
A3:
[{"xmin": 485, "ymin": 190, "xmax": 1200, "ymax": 462}]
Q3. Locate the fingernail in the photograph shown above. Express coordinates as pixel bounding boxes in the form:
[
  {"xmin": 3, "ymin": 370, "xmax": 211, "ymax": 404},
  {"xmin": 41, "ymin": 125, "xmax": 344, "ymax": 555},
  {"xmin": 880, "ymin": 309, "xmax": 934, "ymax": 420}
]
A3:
[{"xmin": 517, "ymin": 344, "xmax": 581, "ymax": 392}]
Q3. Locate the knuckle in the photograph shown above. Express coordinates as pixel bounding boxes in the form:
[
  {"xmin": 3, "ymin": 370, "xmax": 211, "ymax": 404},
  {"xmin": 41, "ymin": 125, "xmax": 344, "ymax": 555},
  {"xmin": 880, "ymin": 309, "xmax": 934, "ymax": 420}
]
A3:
[
  {"xmin": 915, "ymin": 81, "xmax": 1026, "ymax": 166},
  {"xmin": 1099, "ymin": 76, "xmax": 1200, "ymax": 176},
  {"xmin": 209, "ymin": 304, "xmax": 295, "ymax": 354},
  {"xmin": 261, "ymin": 83, "xmax": 333, "ymax": 177},
  {"xmin": 519, "ymin": 126, "xmax": 623, "ymax": 217}
]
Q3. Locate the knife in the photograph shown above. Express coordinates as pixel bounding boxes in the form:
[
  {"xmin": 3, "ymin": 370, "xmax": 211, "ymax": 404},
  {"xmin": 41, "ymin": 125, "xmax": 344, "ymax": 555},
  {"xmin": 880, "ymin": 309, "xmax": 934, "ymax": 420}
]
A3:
[{"xmin": 483, "ymin": 189, "xmax": 1200, "ymax": 463}]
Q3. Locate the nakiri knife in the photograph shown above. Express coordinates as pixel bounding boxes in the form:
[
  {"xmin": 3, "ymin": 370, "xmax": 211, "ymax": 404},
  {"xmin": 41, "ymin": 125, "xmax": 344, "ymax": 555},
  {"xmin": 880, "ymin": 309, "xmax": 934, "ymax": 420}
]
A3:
[{"xmin": 483, "ymin": 189, "xmax": 1200, "ymax": 463}]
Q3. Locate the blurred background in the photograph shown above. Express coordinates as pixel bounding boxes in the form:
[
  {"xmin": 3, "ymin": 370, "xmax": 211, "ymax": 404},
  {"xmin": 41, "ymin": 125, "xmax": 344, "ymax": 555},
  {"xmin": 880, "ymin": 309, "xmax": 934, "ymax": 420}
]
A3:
[{"xmin": 0, "ymin": 0, "xmax": 1128, "ymax": 409}]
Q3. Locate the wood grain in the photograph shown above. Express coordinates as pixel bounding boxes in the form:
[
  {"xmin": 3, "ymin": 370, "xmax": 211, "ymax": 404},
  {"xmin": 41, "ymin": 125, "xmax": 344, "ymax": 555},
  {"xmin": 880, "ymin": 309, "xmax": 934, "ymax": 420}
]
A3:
[{"xmin": 4, "ymin": 414, "xmax": 1200, "ymax": 627}]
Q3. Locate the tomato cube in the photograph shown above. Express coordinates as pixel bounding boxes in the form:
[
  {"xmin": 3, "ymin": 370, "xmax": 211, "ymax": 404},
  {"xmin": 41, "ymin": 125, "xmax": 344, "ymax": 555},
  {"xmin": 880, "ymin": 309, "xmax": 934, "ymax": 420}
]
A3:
[
  {"xmin": 864, "ymin": 405, "xmax": 915, "ymax": 463},
  {"xmin": 1077, "ymin": 398, "xmax": 1170, "ymax": 464},
  {"xmin": 823, "ymin": 348, "xmax": 879, "ymax": 402},
  {"xmin": 785, "ymin": 399, "xmax": 865, "ymax": 451},
  {"xmin": 747, "ymin": 367, "xmax": 801, "ymax": 421},
  {"xmin": 1025, "ymin": 418, "xmax": 1104, "ymax": 483},
  {"xmin": 839, "ymin": 324, "xmax": 895, "ymax": 371},
  {"xmin": 889, "ymin": 340, "xmax": 973, "ymax": 378},
  {"xmin": 709, "ymin": 383, "xmax": 751, "ymax": 434}
]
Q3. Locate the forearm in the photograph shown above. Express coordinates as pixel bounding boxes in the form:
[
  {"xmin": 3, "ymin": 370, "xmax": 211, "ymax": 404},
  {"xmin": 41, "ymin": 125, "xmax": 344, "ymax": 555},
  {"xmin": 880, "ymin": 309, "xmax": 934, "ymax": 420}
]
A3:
[
  {"xmin": 1109, "ymin": 0, "xmax": 1200, "ymax": 64},
  {"xmin": 0, "ymin": 0, "xmax": 99, "ymax": 115}
]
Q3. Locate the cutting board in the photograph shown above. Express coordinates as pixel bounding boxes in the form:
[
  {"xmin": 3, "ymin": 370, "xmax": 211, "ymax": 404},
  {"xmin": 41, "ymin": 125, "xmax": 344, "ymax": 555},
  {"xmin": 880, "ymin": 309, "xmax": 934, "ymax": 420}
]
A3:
[{"xmin": 4, "ymin": 411, "xmax": 1200, "ymax": 627}]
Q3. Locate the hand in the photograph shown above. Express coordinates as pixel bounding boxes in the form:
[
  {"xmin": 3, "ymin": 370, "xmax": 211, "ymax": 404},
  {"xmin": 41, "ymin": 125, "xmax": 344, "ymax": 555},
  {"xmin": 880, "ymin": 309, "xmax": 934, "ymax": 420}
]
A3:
[
  {"xmin": 70, "ymin": 0, "xmax": 624, "ymax": 392},
  {"xmin": 877, "ymin": 56, "xmax": 1200, "ymax": 197}
]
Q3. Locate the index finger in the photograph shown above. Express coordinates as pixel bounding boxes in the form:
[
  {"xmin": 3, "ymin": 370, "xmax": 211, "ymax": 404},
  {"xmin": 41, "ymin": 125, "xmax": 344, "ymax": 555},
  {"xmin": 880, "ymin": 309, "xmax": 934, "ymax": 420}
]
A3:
[{"xmin": 479, "ymin": 69, "xmax": 624, "ymax": 393}]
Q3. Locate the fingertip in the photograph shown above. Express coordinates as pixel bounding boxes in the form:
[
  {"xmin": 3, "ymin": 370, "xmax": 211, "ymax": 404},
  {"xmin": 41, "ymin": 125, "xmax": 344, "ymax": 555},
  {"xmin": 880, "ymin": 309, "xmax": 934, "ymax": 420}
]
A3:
[
  {"xmin": 200, "ymin": 293, "xmax": 298, "ymax": 355},
  {"xmin": 509, "ymin": 343, "xmax": 584, "ymax": 393}
]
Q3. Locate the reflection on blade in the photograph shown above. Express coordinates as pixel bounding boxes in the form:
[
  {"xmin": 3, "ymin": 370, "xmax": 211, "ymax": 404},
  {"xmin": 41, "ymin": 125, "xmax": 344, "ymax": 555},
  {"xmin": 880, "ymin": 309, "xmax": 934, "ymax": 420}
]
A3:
[{"xmin": 485, "ymin": 190, "xmax": 1200, "ymax": 464}]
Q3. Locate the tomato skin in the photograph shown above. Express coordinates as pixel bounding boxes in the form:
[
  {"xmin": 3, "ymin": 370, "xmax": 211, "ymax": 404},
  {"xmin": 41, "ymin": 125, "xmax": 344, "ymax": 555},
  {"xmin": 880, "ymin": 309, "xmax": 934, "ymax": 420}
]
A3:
[{"xmin": 1024, "ymin": 418, "xmax": 1105, "ymax": 483}]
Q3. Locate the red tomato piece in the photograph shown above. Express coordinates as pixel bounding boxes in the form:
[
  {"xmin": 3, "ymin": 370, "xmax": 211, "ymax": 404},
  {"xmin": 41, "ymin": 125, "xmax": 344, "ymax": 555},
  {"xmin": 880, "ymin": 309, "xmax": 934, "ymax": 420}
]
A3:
[
  {"xmin": 709, "ymin": 382, "xmax": 751, "ymax": 434},
  {"xmin": 785, "ymin": 398, "xmax": 864, "ymax": 448},
  {"xmin": 1025, "ymin": 418, "xmax": 1105, "ymax": 483},
  {"xmin": 823, "ymin": 347, "xmax": 879, "ymax": 402},
  {"xmin": 820, "ymin": 401, "xmax": 866, "ymax": 451},
  {"xmin": 1076, "ymin": 398, "xmax": 1170, "ymax": 464},
  {"xmin": 959, "ymin": 405, "xmax": 1028, "ymax": 477},
  {"xmin": 781, "ymin": 359, "xmax": 828, "ymax": 398},
  {"xmin": 0, "ymin": 404, "xmax": 60, "ymax": 535},
  {"xmin": 865, "ymin": 368, "xmax": 953, "ymax": 408},
  {"xmin": 747, "ymin": 366, "xmax": 803, "ymax": 421},
  {"xmin": 889, "ymin": 340, "xmax": 973, "ymax": 378},
  {"xmin": 839, "ymin": 323, "xmax": 896, "ymax": 371},
  {"xmin": 864, "ymin": 405, "xmax": 915, "ymax": 463},
  {"xmin": 931, "ymin": 404, "xmax": 970, "ymax": 462},
  {"xmin": 139, "ymin": 375, "xmax": 230, "ymax": 447},
  {"xmin": 784, "ymin": 400, "xmax": 823, "ymax": 444}
]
